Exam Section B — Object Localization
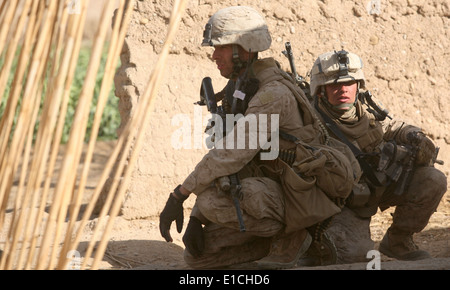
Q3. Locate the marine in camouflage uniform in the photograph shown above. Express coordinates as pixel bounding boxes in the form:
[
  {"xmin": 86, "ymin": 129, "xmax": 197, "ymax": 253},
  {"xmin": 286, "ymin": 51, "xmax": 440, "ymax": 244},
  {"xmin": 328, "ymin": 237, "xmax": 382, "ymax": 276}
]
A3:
[
  {"xmin": 159, "ymin": 7, "xmax": 356, "ymax": 269},
  {"xmin": 307, "ymin": 50, "xmax": 447, "ymax": 263}
]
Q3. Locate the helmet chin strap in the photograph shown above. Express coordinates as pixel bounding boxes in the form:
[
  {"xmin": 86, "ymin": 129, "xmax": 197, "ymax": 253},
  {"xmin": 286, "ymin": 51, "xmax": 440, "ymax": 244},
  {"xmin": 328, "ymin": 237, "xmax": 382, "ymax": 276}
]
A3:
[{"xmin": 227, "ymin": 44, "xmax": 247, "ymax": 80}]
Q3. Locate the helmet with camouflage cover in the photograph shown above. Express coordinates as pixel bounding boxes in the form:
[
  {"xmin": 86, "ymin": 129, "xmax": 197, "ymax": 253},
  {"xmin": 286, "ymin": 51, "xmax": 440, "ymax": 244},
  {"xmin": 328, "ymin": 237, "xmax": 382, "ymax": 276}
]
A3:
[
  {"xmin": 201, "ymin": 6, "xmax": 272, "ymax": 52},
  {"xmin": 310, "ymin": 50, "xmax": 366, "ymax": 97}
]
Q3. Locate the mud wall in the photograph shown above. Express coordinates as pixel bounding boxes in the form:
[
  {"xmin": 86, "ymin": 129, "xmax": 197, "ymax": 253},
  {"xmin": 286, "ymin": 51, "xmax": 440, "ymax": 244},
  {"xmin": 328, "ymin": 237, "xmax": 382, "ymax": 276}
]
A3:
[{"xmin": 108, "ymin": 0, "xmax": 449, "ymax": 219}]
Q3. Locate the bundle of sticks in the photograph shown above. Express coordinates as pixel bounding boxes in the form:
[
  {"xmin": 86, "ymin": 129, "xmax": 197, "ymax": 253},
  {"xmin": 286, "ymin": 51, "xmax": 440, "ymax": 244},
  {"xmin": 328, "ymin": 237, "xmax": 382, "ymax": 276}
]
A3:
[{"xmin": 0, "ymin": 0, "xmax": 186, "ymax": 270}]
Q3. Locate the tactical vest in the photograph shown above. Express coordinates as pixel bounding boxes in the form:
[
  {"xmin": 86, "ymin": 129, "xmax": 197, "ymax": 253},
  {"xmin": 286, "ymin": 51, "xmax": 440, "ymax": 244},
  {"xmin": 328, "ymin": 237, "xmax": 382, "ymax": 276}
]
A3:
[
  {"xmin": 314, "ymin": 98, "xmax": 388, "ymax": 217},
  {"xmin": 322, "ymin": 102, "xmax": 385, "ymax": 155}
]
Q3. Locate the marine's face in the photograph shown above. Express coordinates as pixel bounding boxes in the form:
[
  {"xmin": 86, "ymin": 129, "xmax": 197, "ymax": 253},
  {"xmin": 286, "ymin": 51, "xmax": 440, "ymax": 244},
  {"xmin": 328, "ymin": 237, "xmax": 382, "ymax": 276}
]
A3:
[
  {"xmin": 211, "ymin": 44, "xmax": 251, "ymax": 79},
  {"xmin": 212, "ymin": 44, "xmax": 235, "ymax": 78},
  {"xmin": 324, "ymin": 81, "xmax": 358, "ymax": 110}
]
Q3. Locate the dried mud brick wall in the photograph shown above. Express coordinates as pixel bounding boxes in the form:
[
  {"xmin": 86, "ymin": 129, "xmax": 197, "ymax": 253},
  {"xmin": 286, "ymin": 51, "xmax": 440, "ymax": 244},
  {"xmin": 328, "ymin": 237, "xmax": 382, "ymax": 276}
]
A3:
[{"xmin": 100, "ymin": 0, "xmax": 449, "ymax": 219}]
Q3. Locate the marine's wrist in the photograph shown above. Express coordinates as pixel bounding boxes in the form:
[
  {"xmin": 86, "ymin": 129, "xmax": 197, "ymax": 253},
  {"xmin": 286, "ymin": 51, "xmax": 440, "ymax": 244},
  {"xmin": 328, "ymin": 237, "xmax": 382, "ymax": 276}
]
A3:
[{"xmin": 172, "ymin": 184, "xmax": 189, "ymax": 202}]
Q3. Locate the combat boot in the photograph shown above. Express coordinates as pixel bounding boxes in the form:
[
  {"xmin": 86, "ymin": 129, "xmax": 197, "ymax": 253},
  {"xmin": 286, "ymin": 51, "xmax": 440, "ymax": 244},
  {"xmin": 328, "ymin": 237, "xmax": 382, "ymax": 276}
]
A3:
[
  {"xmin": 297, "ymin": 232, "xmax": 337, "ymax": 267},
  {"xmin": 379, "ymin": 227, "xmax": 431, "ymax": 261},
  {"xmin": 256, "ymin": 229, "xmax": 312, "ymax": 269}
]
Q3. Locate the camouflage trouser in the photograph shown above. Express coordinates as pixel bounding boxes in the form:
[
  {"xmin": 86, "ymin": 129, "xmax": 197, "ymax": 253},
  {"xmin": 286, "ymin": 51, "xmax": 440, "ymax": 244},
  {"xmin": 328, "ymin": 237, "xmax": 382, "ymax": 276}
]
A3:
[
  {"xmin": 380, "ymin": 166, "xmax": 447, "ymax": 233},
  {"xmin": 328, "ymin": 166, "xmax": 447, "ymax": 263},
  {"xmin": 184, "ymin": 177, "xmax": 285, "ymax": 269}
]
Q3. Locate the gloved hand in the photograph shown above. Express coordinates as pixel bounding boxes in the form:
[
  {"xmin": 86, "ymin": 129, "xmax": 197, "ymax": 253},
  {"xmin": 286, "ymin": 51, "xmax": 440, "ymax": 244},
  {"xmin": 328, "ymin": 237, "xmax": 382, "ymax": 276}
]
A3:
[
  {"xmin": 182, "ymin": 216, "xmax": 205, "ymax": 257},
  {"xmin": 407, "ymin": 131, "xmax": 436, "ymax": 166},
  {"xmin": 159, "ymin": 185, "xmax": 188, "ymax": 242}
]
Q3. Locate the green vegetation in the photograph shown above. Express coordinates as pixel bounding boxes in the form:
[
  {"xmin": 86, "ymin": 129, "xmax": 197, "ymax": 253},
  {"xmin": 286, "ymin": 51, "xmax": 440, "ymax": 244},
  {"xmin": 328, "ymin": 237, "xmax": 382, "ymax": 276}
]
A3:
[
  {"xmin": 67, "ymin": 46, "xmax": 121, "ymax": 143},
  {"xmin": 0, "ymin": 45, "xmax": 121, "ymax": 144}
]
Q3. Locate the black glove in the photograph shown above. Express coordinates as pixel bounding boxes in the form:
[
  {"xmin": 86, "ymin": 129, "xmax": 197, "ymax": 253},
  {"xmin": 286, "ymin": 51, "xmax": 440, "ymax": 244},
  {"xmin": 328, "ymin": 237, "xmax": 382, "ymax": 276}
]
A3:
[
  {"xmin": 159, "ymin": 185, "xmax": 187, "ymax": 242},
  {"xmin": 182, "ymin": 216, "xmax": 205, "ymax": 257},
  {"xmin": 407, "ymin": 131, "xmax": 436, "ymax": 166}
]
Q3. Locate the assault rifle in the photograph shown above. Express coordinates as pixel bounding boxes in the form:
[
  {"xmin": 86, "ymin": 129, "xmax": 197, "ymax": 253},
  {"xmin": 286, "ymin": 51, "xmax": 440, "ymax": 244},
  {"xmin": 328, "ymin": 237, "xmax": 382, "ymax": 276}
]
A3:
[
  {"xmin": 282, "ymin": 42, "xmax": 311, "ymax": 100},
  {"xmin": 196, "ymin": 77, "xmax": 246, "ymax": 232}
]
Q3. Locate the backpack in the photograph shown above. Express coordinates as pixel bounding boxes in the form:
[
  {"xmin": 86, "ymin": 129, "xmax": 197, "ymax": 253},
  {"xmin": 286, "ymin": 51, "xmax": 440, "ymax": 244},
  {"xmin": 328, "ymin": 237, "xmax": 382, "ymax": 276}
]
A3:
[{"xmin": 280, "ymin": 130, "xmax": 361, "ymax": 201}]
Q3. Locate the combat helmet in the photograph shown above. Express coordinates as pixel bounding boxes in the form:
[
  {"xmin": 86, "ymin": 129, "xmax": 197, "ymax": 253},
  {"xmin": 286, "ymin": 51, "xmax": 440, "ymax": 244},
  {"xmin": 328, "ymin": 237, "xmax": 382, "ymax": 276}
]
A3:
[
  {"xmin": 201, "ymin": 6, "xmax": 272, "ymax": 52},
  {"xmin": 309, "ymin": 50, "xmax": 366, "ymax": 97}
]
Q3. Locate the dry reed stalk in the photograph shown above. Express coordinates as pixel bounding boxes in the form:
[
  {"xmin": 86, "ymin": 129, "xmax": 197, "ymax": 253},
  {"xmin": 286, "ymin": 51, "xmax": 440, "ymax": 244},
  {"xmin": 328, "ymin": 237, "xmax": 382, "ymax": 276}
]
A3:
[
  {"xmin": 0, "ymin": 0, "xmax": 19, "ymax": 56},
  {"xmin": 1, "ymin": 0, "xmax": 59, "ymax": 270},
  {"xmin": 0, "ymin": 3, "xmax": 41, "ymax": 269},
  {"xmin": 25, "ymin": 1, "xmax": 89, "ymax": 270},
  {"xmin": 0, "ymin": 1, "xmax": 40, "ymax": 218},
  {"xmin": 34, "ymin": 0, "xmax": 116, "ymax": 270},
  {"xmin": 57, "ymin": 0, "xmax": 134, "ymax": 270},
  {"xmin": 0, "ymin": 0, "xmax": 185, "ymax": 270},
  {"xmin": 87, "ymin": 0, "xmax": 187, "ymax": 270},
  {"xmin": 0, "ymin": 0, "xmax": 47, "ymax": 228},
  {"xmin": 0, "ymin": 1, "xmax": 32, "ymax": 150},
  {"xmin": 0, "ymin": 0, "xmax": 115, "ymax": 269},
  {"xmin": 0, "ymin": 1, "xmax": 32, "ymax": 106},
  {"xmin": 13, "ymin": 1, "xmax": 74, "ymax": 270},
  {"xmin": 0, "ymin": 0, "xmax": 58, "ymax": 269},
  {"xmin": 29, "ymin": 7, "xmax": 90, "ymax": 271}
]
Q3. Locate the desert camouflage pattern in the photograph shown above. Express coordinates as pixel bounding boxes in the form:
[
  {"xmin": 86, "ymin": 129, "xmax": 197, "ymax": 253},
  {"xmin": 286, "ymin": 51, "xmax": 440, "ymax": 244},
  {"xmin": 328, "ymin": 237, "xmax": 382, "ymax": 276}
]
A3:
[
  {"xmin": 311, "ymin": 50, "xmax": 447, "ymax": 263},
  {"xmin": 182, "ymin": 58, "xmax": 310, "ymax": 194},
  {"xmin": 201, "ymin": 6, "xmax": 272, "ymax": 52},
  {"xmin": 182, "ymin": 58, "xmax": 342, "ymax": 268},
  {"xmin": 309, "ymin": 50, "xmax": 366, "ymax": 97}
]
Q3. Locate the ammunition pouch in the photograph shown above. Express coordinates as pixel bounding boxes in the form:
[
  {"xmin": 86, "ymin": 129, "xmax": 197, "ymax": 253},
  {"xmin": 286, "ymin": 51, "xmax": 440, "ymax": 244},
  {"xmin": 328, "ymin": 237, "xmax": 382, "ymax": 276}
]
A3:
[
  {"xmin": 351, "ymin": 140, "xmax": 414, "ymax": 191},
  {"xmin": 346, "ymin": 140, "xmax": 416, "ymax": 217},
  {"xmin": 377, "ymin": 141, "xmax": 412, "ymax": 182},
  {"xmin": 277, "ymin": 149, "xmax": 297, "ymax": 166}
]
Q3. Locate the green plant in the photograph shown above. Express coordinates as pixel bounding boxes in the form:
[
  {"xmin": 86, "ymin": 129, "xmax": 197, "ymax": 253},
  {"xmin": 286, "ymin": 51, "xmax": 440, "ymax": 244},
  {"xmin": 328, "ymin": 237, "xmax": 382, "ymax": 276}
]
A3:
[
  {"xmin": 64, "ymin": 45, "xmax": 121, "ymax": 143},
  {"xmin": 0, "ymin": 45, "xmax": 121, "ymax": 144}
]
